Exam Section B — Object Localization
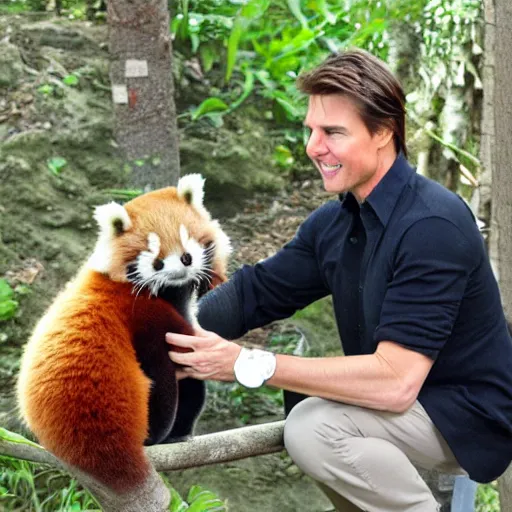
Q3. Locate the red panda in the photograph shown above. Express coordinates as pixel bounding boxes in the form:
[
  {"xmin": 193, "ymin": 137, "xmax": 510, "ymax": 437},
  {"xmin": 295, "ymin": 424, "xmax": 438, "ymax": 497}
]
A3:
[{"xmin": 16, "ymin": 174, "xmax": 231, "ymax": 494}]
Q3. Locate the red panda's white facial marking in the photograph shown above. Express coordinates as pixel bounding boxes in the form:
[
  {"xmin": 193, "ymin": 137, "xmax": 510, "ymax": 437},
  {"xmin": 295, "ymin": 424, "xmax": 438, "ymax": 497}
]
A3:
[{"xmin": 130, "ymin": 227, "xmax": 213, "ymax": 297}]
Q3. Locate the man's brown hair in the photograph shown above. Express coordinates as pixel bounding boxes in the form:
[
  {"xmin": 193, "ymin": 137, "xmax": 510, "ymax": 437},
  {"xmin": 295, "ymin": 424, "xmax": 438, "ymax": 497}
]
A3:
[{"xmin": 297, "ymin": 49, "xmax": 407, "ymax": 158}]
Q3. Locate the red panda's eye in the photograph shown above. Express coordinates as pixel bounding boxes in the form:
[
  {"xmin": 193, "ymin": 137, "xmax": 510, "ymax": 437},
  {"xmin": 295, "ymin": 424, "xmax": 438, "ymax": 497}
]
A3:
[
  {"xmin": 153, "ymin": 259, "xmax": 164, "ymax": 271},
  {"xmin": 180, "ymin": 253, "xmax": 192, "ymax": 266}
]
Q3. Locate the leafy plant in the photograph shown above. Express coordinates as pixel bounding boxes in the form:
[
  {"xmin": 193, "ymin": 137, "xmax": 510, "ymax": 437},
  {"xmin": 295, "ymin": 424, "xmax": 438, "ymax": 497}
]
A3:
[
  {"xmin": 0, "ymin": 427, "xmax": 227, "ymax": 511},
  {"xmin": 104, "ymin": 188, "xmax": 143, "ymax": 200},
  {"xmin": 476, "ymin": 481, "xmax": 500, "ymax": 512},
  {"xmin": 37, "ymin": 84, "xmax": 54, "ymax": 96},
  {"xmin": 0, "ymin": 280, "xmax": 19, "ymax": 323},
  {"xmin": 47, "ymin": 157, "xmax": 67, "ymax": 176},
  {"xmin": 62, "ymin": 73, "xmax": 80, "ymax": 87}
]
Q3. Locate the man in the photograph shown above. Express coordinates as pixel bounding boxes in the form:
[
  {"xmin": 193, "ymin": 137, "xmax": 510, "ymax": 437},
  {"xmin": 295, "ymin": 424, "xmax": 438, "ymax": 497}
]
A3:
[{"xmin": 166, "ymin": 49, "xmax": 512, "ymax": 511}]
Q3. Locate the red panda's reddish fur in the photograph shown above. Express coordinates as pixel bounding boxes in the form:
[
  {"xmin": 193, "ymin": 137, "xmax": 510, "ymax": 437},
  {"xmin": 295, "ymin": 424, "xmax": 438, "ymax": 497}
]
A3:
[{"xmin": 17, "ymin": 184, "xmax": 229, "ymax": 494}]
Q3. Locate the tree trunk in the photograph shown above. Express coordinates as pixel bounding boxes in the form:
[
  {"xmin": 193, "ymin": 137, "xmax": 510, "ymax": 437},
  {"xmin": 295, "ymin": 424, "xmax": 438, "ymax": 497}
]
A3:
[
  {"xmin": 108, "ymin": 0, "xmax": 180, "ymax": 190},
  {"xmin": 483, "ymin": 0, "xmax": 512, "ymax": 508},
  {"xmin": 480, "ymin": 0, "xmax": 496, "ymax": 253}
]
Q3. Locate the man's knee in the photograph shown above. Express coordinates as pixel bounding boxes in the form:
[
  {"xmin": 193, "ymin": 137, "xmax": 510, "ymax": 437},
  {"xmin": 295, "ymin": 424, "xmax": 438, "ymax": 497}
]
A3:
[
  {"xmin": 284, "ymin": 397, "xmax": 355, "ymax": 481},
  {"xmin": 284, "ymin": 397, "xmax": 328, "ymax": 478}
]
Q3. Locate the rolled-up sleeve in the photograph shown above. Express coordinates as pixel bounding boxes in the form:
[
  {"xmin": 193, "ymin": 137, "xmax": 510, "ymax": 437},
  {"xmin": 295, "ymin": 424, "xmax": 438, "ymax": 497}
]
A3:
[{"xmin": 374, "ymin": 217, "xmax": 479, "ymax": 358}]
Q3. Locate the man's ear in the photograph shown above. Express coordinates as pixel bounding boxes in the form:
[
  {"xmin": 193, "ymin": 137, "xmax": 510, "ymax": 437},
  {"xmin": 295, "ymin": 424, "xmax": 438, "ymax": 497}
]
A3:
[{"xmin": 375, "ymin": 126, "xmax": 394, "ymax": 149}]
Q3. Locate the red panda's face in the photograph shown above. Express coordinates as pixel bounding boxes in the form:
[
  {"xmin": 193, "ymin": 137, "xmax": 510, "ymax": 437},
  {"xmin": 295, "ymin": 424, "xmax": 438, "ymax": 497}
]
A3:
[
  {"xmin": 89, "ymin": 175, "xmax": 231, "ymax": 296},
  {"xmin": 121, "ymin": 221, "xmax": 220, "ymax": 297}
]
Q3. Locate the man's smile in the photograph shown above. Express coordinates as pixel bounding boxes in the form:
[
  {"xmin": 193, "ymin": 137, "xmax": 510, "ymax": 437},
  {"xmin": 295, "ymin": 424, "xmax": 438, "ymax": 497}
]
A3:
[{"xmin": 318, "ymin": 161, "xmax": 342, "ymax": 178}]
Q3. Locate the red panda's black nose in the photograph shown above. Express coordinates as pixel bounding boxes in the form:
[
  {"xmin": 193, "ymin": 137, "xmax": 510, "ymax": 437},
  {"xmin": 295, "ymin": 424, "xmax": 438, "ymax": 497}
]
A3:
[{"xmin": 181, "ymin": 253, "xmax": 192, "ymax": 266}]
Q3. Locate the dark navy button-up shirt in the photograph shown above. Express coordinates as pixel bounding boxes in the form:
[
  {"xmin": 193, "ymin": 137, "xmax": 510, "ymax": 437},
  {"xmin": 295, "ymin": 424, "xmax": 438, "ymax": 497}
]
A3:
[{"xmin": 233, "ymin": 153, "xmax": 512, "ymax": 483}]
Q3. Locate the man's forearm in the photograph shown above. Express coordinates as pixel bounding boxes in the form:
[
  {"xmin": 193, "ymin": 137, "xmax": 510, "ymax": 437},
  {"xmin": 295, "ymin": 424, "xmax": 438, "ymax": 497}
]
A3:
[
  {"xmin": 267, "ymin": 352, "xmax": 410, "ymax": 413},
  {"xmin": 167, "ymin": 332, "xmax": 433, "ymax": 413}
]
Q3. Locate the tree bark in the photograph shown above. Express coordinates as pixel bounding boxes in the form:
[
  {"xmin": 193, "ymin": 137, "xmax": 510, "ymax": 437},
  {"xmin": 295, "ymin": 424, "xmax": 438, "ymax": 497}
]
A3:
[
  {"xmin": 483, "ymin": 0, "xmax": 512, "ymax": 507},
  {"xmin": 108, "ymin": 0, "xmax": 180, "ymax": 190},
  {"xmin": 480, "ymin": 0, "xmax": 496, "ymax": 255}
]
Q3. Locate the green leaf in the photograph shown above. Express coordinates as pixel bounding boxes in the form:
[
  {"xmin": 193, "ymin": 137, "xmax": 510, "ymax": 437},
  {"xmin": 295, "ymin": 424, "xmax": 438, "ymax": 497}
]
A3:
[
  {"xmin": 37, "ymin": 83, "xmax": 54, "ymax": 95},
  {"xmin": 316, "ymin": 0, "xmax": 337, "ymax": 24},
  {"xmin": 47, "ymin": 157, "xmax": 67, "ymax": 176},
  {"xmin": 0, "ymin": 300, "xmax": 18, "ymax": 322},
  {"xmin": 273, "ymin": 144, "xmax": 294, "ymax": 168},
  {"xmin": 0, "ymin": 427, "xmax": 41, "ymax": 448},
  {"xmin": 169, "ymin": 487, "xmax": 189, "ymax": 512},
  {"xmin": 204, "ymin": 112, "xmax": 224, "ymax": 128},
  {"xmin": 200, "ymin": 44, "xmax": 216, "ymax": 73},
  {"xmin": 104, "ymin": 189, "xmax": 143, "ymax": 200},
  {"xmin": 287, "ymin": 0, "xmax": 309, "ymax": 29},
  {"xmin": 191, "ymin": 98, "xmax": 229, "ymax": 121},
  {"xmin": 274, "ymin": 96, "xmax": 301, "ymax": 120},
  {"xmin": 226, "ymin": 18, "xmax": 244, "ymax": 82},
  {"xmin": 63, "ymin": 74, "xmax": 79, "ymax": 86},
  {"xmin": 226, "ymin": 0, "xmax": 270, "ymax": 82},
  {"xmin": 228, "ymin": 70, "xmax": 255, "ymax": 112},
  {"xmin": 0, "ymin": 279, "xmax": 14, "ymax": 302},
  {"xmin": 240, "ymin": 0, "xmax": 271, "ymax": 19},
  {"xmin": 187, "ymin": 486, "xmax": 225, "ymax": 511}
]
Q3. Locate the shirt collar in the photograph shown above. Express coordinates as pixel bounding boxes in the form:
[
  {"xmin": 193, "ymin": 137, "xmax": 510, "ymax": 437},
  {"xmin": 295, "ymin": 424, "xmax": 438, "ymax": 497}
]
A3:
[{"xmin": 338, "ymin": 152, "xmax": 415, "ymax": 226}]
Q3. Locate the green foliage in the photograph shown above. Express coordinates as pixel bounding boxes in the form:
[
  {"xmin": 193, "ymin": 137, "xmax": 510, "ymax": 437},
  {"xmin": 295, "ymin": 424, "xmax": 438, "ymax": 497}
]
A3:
[
  {"xmin": 37, "ymin": 84, "xmax": 54, "ymax": 96},
  {"xmin": 185, "ymin": 485, "xmax": 226, "ymax": 511},
  {"xmin": 0, "ymin": 427, "xmax": 40, "ymax": 447},
  {"xmin": 191, "ymin": 97, "xmax": 230, "ymax": 121},
  {"xmin": 0, "ymin": 280, "xmax": 19, "ymax": 323},
  {"xmin": 47, "ymin": 157, "xmax": 68, "ymax": 176},
  {"xmin": 170, "ymin": 0, "xmax": 483, "ymax": 192},
  {"xmin": 167, "ymin": 482, "xmax": 227, "ymax": 511},
  {"xmin": 4, "ymin": 0, "xmax": 105, "ymax": 20},
  {"xmin": 0, "ymin": 455, "xmax": 100, "ymax": 511},
  {"xmin": 0, "ymin": 430, "xmax": 227, "ymax": 511},
  {"xmin": 476, "ymin": 482, "xmax": 500, "ymax": 512},
  {"xmin": 62, "ymin": 74, "xmax": 80, "ymax": 87},
  {"xmin": 104, "ymin": 188, "xmax": 143, "ymax": 200},
  {"xmin": 0, "ymin": 1, "xmax": 30, "ymax": 14}
]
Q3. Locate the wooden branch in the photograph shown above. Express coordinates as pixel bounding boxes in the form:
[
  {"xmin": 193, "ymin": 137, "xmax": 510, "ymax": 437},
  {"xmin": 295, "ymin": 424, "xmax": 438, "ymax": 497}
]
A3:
[
  {"xmin": 1, "ymin": 422, "xmax": 285, "ymax": 511},
  {"xmin": 148, "ymin": 420, "xmax": 286, "ymax": 471},
  {"xmin": 0, "ymin": 421, "xmax": 286, "ymax": 471}
]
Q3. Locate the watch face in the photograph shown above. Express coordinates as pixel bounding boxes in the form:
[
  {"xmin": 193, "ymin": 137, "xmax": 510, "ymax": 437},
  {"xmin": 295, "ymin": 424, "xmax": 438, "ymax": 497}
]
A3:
[
  {"xmin": 236, "ymin": 363, "xmax": 264, "ymax": 388},
  {"xmin": 234, "ymin": 348, "xmax": 276, "ymax": 388}
]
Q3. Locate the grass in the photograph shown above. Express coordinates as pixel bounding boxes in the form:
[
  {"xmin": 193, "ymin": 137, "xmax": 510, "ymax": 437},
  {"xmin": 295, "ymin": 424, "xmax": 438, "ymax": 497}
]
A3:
[
  {"xmin": 0, "ymin": 454, "xmax": 227, "ymax": 511},
  {"xmin": 476, "ymin": 482, "xmax": 500, "ymax": 512}
]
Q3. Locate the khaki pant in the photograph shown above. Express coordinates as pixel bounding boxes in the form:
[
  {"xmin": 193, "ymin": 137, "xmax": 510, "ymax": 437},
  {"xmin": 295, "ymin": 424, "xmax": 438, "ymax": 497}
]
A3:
[{"xmin": 283, "ymin": 397, "xmax": 466, "ymax": 512}]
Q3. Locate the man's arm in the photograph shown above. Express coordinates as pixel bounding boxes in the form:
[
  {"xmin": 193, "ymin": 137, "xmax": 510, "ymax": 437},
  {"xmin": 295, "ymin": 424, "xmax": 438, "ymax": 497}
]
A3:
[
  {"xmin": 166, "ymin": 331, "xmax": 433, "ymax": 414},
  {"xmin": 197, "ymin": 205, "xmax": 333, "ymax": 338},
  {"xmin": 168, "ymin": 217, "xmax": 477, "ymax": 413},
  {"xmin": 268, "ymin": 341, "xmax": 433, "ymax": 413}
]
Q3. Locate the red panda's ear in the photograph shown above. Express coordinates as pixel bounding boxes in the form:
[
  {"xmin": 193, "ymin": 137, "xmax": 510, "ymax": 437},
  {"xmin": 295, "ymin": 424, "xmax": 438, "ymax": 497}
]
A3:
[
  {"xmin": 177, "ymin": 174, "xmax": 207, "ymax": 214},
  {"xmin": 93, "ymin": 202, "xmax": 132, "ymax": 239}
]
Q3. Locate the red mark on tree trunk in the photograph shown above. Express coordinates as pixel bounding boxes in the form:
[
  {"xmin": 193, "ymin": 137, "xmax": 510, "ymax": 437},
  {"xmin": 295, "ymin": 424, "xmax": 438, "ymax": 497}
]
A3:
[{"xmin": 128, "ymin": 88, "xmax": 138, "ymax": 109}]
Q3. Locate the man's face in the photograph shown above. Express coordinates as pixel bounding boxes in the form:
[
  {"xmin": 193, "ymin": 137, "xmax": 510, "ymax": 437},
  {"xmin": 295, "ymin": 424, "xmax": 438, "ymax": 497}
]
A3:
[{"xmin": 304, "ymin": 94, "xmax": 391, "ymax": 201}]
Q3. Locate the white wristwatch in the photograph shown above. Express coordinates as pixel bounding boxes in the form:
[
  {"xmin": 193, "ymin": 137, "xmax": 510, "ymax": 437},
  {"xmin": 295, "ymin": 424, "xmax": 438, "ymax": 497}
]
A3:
[{"xmin": 233, "ymin": 347, "xmax": 277, "ymax": 388}]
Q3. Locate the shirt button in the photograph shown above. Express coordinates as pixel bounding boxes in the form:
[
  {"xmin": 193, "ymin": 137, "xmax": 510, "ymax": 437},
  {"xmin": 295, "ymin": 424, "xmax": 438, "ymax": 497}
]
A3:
[{"xmin": 349, "ymin": 236, "xmax": 358, "ymax": 244}]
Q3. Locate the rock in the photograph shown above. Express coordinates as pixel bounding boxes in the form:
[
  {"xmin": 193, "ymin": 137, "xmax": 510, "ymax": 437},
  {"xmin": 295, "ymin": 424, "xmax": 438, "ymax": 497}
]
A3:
[
  {"xmin": 0, "ymin": 41, "xmax": 24, "ymax": 90},
  {"xmin": 19, "ymin": 21, "xmax": 99, "ymax": 51}
]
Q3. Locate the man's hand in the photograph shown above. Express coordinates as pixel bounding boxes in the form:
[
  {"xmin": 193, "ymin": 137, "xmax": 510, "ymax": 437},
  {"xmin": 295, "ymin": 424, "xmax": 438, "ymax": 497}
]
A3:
[{"xmin": 166, "ymin": 327, "xmax": 242, "ymax": 381}]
